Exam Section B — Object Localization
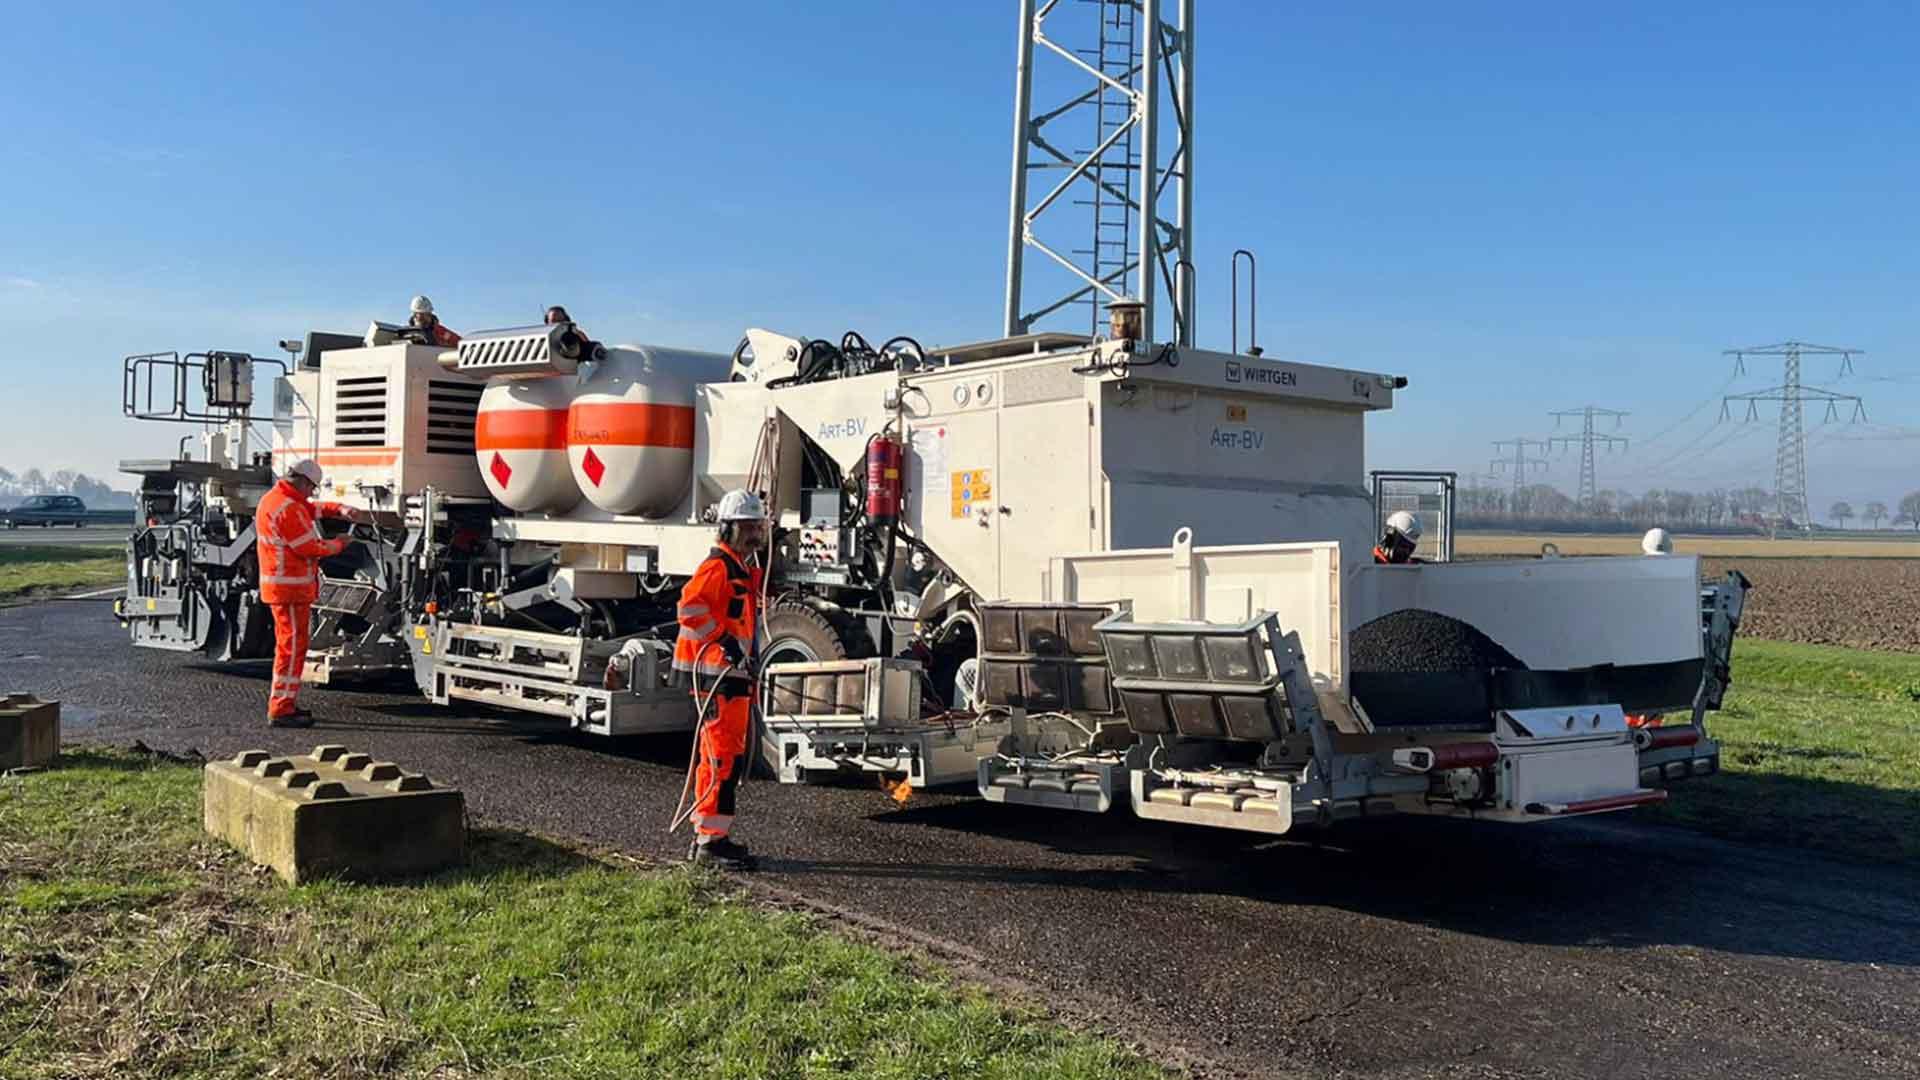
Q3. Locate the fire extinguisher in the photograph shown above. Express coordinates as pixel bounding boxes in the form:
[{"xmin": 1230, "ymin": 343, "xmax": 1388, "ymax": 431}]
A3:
[{"xmin": 865, "ymin": 433, "xmax": 903, "ymax": 527}]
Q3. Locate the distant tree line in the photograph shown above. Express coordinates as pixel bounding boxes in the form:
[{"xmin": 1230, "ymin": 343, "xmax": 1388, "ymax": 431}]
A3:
[
  {"xmin": 1460, "ymin": 483, "xmax": 1920, "ymax": 533},
  {"xmin": 0, "ymin": 466, "xmax": 133, "ymax": 507}
]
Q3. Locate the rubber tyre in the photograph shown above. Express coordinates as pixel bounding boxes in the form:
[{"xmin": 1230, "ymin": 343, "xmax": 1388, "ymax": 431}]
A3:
[
  {"xmin": 752, "ymin": 602, "xmax": 867, "ymax": 778},
  {"xmin": 760, "ymin": 603, "xmax": 856, "ymax": 668}
]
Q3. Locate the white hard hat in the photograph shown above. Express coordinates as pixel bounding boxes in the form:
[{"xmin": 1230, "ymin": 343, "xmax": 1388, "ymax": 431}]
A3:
[
  {"xmin": 285, "ymin": 459, "xmax": 323, "ymax": 486},
  {"xmin": 717, "ymin": 489, "xmax": 768, "ymax": 522},
  {"xmin": 1385, "ymin": 510, "xmax": 1423, "ymax": 543},
  {"xmin": 410, "ymin": 295, "xmax": 435, "ymax": 316},
  {"xmin": 1642, "ymin": 527, "xmax": 1673, "ymax": 555}
]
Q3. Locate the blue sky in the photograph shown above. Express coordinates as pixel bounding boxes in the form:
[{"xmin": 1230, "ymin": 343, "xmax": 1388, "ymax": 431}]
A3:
[{"xmin": 2, "ymin": 1, "xmax": 1915, "ymax": 514}]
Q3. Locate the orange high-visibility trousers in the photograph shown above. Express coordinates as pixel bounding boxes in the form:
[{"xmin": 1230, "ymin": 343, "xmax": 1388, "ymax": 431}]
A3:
[
  {"xmin": 691, "ymin": 689, "xmax": 751, "ymax": 838},
  {"xmin": 268, "ymin": 602, "xmax": 312, "ymax": 718}
]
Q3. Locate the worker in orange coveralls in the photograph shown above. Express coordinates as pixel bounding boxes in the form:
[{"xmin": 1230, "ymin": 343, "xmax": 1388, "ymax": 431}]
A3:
[
  {"xmin": 671, "ymin": 489, "xmax": 769, "ymax": 870},
  {"xmin": 408, "ymin": 294, "xmax": 461, "ymax": 347},
  {"xmin": 255, "ymin": 459, "xmax": 367, "ymax": 727},
  {"xmin": 1373, "ymin": 510, "xmax": 1423, "ymax": 564}
]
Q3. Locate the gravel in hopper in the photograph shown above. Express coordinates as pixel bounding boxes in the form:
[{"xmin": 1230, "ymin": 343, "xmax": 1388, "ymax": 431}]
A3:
[{"xmin": 1349, "ymin": 608, "xmax": 1525, "ymax": 673}]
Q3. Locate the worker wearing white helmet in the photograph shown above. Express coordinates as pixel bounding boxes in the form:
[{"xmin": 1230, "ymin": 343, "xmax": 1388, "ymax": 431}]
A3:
[
  {"xmin": 664, "ymin": 489, "xmax": 771, "ymax": 870},
  {"xmin": 1374, "ymin": 510, "xmax": 1424, "ymax": 565},
  {"xmin": 254, "ymin": 458, "xmax": 369, "ymax": 726},
  {"xmin": 407, "ymin": 295, "xmax": 462, "ymax": 348},
  {"xmin": 1626, "ymin": 524, "xmax": 1675, "ymax": 729}
]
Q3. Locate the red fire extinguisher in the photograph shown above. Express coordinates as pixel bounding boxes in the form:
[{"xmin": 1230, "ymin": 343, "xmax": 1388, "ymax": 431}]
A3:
[{"xmin": 865, "ymin": 434, "xmax": 903, "ymax": 526}]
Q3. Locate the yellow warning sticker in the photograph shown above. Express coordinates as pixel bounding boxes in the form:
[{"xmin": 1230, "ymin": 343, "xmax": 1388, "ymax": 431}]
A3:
[
  {"xmin": 414, "ymin": 626, "xmax": 428, "ymax": 639},
  {"xmin": 146, "ymin": 598, "xmax": 157, "ymax": 612},
  {"xmin": 421, "ymin": 643, "xmax": 433, "ymax": 655},
  {"xmin": 950, "ymin": 468, "xmax": 993, "ymax": 519}
]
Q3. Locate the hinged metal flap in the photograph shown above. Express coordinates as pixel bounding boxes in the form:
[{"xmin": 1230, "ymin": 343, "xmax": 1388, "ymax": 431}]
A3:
[{"xmin": 1497, "ymin": 704, "xmax": 1629, "ymax": 741}]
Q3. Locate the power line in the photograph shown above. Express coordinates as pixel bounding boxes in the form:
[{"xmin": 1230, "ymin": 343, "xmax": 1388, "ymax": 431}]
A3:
[
  {"xmin": 1630, "ymin": 370, "xmax": 1740, "ymax": 451},
  {"xmin": 1721, "ymin": 341, "xmax": 1866, "ymax": 532},
  {"xmin": 1614, "ymin": 412, "xmax": 1731, "ymax": 481},
  {"xmin": 1619, "ymin": 427, "xmax": 1760, "ymax": 493}
]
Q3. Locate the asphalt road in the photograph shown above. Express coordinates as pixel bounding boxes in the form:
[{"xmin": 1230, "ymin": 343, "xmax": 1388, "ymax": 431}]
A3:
[
  {"xmin": 0, "ymin": 525, "xmax": 126, "ymax": 547},
  {"xmin": 7, "ymin": 600, "xmax": 1918, "ymax": 1080}
]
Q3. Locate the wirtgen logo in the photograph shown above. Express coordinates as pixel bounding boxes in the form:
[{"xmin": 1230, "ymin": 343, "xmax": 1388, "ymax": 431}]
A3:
[{"xmin": 1223, "ymin": 362, "xmax": 1297, "ymax": 388}]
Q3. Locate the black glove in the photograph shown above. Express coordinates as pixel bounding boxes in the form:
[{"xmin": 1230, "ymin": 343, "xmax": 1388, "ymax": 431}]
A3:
[{"xmin": 720, "ymin": 638, "xmax": 746, "ymax": 667}]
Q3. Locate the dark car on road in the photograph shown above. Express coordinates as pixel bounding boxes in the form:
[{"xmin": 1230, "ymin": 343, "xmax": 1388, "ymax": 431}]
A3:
[{"xmin": 2, "ymin": 494, "xmax": 89, "ymax": 528}]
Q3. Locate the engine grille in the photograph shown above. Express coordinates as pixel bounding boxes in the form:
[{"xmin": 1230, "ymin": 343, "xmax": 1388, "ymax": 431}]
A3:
[
  {"xmin": 425, "ymin": 380, "xmax": 483, "ymax": 456},
  {"xmin": 332, "ymin": 376, "xmax": 387, "ymax": 447},
  {"xmin": 457, "ymin": 331, "xmax": 551, "ymax": 371}
]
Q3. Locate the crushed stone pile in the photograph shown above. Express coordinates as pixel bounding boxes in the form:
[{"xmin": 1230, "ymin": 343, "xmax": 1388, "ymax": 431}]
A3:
[{"xmin": 1350, "ymin": 609, "xmax": 1524, "ymax": 673}]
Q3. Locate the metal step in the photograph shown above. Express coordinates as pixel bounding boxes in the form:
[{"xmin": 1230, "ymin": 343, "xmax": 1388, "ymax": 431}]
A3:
[
  {"xmin": 425, "ymin": 621, "xmax": 688, "ymax": 737},
  {"xmin": 978, "ymin": 753, "xmax": 1124, "ymax": 813}
]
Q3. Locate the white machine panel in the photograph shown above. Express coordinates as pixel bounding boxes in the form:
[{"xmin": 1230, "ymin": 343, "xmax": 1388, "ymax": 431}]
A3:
[
  {"xmin": 1347, "ymin": 555, "xmax": 1705, "ymax": 671},
  {"xmin": 274, "ymin": 343, "xmax": 489, "ymax": 507},
  {"xmin": 1046, "ymin": 530, "xmax": 1345, "ymax": 696},
  {"xmin": 1093, "ymin": 374, "xmax": 1375, "ymax": 568}
]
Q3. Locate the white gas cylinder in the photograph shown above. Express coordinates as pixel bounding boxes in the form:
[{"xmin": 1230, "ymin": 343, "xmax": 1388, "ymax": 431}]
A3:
[
  {"xmin": 475, "ymin": 376, "xmax": 580, "ymax": 513},
  {"xmin": 566, "ymin": 346, "xmax": 730, "ymax": 517}
]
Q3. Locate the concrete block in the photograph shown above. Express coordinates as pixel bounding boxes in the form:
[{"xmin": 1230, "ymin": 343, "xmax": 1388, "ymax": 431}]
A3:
[
  {"xmin": 203, "ymin": 743, "xmax": 465, "ymax": 884},
  {"xmin": 0, "ymin": 694, "xmax": 60, "ymax": 771}
]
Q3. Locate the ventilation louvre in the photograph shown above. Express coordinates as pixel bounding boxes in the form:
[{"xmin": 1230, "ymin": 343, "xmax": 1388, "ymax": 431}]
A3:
[
  {"xmin": 332, "ymin": 375, "xmax": 387, "ymax": 447},
  {"xmin": 425, "ymin": 379, "xmax": 482, "ymax": 456}
]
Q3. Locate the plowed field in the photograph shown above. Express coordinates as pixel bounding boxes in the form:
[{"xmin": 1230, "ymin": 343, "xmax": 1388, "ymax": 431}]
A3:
[{"xmin": 1702, "ymin": 557, "xmax": 1920, "ymax": 654}]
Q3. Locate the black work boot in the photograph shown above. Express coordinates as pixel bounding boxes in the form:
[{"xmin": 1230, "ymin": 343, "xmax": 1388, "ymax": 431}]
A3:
[
  {"xmin": 688, "ymin": 836, "xmax": 758, "ymax": 871},
  {"xmin": 268, "ymin": 709, "xmax": 316, "ymax": 728}
]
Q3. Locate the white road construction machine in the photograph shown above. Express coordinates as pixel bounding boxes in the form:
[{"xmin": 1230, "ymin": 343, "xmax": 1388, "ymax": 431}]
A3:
[{"xmin": 117, "ymin": 314, "xmax": 1747, "ymax": 836}]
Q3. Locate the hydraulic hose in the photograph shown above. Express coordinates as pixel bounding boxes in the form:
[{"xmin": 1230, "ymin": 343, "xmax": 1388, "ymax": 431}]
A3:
[{"xmin": 665, "ymin": 660, "xmax": 740, "ymax": 835}]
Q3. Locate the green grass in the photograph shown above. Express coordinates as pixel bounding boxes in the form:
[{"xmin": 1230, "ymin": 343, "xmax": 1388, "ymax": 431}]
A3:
[
  {"xmin": 0, "ymin": 750, "xmax": 1163, "ymax": 1080},
  {"xmin": 0, "ymin": 545, "xmax": 123, "ymax": 599},
  {"xmin": 1654, "ymin": 638, "xmax": 1920, "ymax": 864}
]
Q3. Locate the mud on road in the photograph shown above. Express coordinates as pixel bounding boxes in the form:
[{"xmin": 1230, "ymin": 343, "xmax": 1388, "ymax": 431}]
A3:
[{"xmin": 6, "ymin": 600, "xmax": 1919, "ymax": 1080}]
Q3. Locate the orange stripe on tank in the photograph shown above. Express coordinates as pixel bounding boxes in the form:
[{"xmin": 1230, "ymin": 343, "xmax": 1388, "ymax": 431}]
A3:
[
  {"xmin": 271, "ymin": 447, "xmax": 401, "ymax": 466},
  {"xmin": 476, "ymin": 408, "xmax": 569, "ymax": 451},
  {"xmin": 567, "ymin": 402, "xmax": 696, "ymax": 449}
]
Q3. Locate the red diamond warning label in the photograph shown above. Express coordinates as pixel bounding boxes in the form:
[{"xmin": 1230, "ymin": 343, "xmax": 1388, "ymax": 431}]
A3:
[
  {"xmin": 581, "ymin": 446, "xmax": 606, "ymax": 487},
  {"xmin": 489, "ymin": 452, "xmax": 512, "ymax": 488}
]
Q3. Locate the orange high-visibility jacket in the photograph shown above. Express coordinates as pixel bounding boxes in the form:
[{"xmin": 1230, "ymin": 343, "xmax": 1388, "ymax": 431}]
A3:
[
  {"xmin": 672, "ymin": 544, "xmax": 763, "ymax": 681},
  {"xmin": 254, "ymin": 479, "xmax": 348, "ymax": 605}
]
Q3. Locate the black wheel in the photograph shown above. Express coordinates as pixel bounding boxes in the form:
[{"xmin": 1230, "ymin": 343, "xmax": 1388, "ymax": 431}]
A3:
[
  {"xmin": 752, "ymin": 601, "xmax": 870, "ymax": 777},
  {"xmin": 760, "ymin": 602, "xmax": 865, "ymax": 668}
]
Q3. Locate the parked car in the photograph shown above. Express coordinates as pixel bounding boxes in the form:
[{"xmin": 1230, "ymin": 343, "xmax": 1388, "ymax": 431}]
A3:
[{"xmin": 2, "ymin": 495, "xmax": 89, "ymax": 528}]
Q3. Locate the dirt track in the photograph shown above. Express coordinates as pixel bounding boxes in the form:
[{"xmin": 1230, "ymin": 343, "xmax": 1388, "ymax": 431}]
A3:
[{"xmin": 6, "ymin": 600, "xmax": 1919, "ymax": 1079}]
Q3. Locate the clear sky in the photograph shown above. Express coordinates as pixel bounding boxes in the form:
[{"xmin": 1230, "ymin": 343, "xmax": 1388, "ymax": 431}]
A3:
[{"xmin": 2, "ymin": 2, "xmax": 1915, "ymax": 515}]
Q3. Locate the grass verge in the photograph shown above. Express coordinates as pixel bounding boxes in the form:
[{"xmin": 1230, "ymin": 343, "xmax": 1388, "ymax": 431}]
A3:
[
  {"xmin": 0, "ymin": 750, "xmax": 1162, "ymax": 1080},
  {"xmin": 1653, "ymin": 638, "xmax": 1920, "ymax": 864},
  {"xmin": 0, "ymin": 545, "xmax": 123, "ymax": 600}
]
